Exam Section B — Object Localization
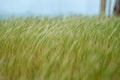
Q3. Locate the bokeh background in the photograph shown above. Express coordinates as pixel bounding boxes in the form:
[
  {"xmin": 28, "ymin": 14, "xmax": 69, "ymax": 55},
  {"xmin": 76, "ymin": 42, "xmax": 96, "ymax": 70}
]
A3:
[{"xmin": 0, "ymin": 0, "xmax": 115, "ymax": 17}]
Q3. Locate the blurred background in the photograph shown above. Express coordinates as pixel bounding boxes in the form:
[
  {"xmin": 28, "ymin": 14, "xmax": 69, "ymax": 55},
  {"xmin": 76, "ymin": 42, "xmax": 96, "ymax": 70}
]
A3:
[{"xmin": 0, "ymin": 0, "xmax": 116, "ymax": 18}]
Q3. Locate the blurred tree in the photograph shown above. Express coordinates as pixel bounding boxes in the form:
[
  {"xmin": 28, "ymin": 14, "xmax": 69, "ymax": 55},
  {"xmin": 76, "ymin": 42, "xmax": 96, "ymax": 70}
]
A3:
[
  {"xmin": 114, "ymin": 0, "xmax": 120, "ymax": 16},
  {"xmin": 100, "ymin": 0, "xmax": 106, "ymax": 16}
]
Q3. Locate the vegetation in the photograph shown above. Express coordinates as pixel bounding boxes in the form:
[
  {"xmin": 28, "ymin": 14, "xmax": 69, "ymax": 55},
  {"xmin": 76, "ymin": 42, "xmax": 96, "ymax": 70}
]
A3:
[{"xmin": 0, "ymin": 17, "xmax": 120, "ymax": 80}]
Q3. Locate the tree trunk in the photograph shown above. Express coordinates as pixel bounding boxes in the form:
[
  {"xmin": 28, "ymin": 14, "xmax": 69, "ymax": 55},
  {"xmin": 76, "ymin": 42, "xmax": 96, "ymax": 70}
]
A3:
[
  {"xmin": 100, "ymin": 0, "xmax": 106, "ymax": 16},
  {"xmin": 114, "ymin": 0, "xmax": 120, "ymax": 16}
]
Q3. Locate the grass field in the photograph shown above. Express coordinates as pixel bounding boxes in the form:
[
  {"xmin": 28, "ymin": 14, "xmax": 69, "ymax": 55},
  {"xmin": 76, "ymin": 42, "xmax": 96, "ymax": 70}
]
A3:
[{"xmin": 0, "ymin": 17, "xmax": 120, "ymax": 80}]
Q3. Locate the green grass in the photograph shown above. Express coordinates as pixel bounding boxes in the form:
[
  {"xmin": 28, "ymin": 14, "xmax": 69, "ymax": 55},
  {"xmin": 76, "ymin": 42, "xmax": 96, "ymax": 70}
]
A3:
[{"xmin": 0, "ymin": 17, "xmax": 120, "ymax": 80}]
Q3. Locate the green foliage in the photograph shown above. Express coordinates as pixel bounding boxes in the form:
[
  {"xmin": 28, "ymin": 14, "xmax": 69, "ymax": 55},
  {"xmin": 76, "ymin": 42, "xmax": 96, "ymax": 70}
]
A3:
[{"xmin": 0, "ymin": 17, "xmax": 120, "ymax": 80}]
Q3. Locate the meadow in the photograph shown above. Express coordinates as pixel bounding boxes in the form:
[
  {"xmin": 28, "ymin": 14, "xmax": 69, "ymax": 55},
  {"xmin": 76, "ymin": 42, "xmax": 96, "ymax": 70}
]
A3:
[{"xmin": 0, "ymin": 17, "xmax": 120, "ymax": 80}]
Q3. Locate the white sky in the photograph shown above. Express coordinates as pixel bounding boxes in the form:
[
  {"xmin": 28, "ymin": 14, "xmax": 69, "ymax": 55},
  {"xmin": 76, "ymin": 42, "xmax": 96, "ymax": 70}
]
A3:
[{"xmin": 0, "ymin": 0, "xmax": 115, "ymax": 16}]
